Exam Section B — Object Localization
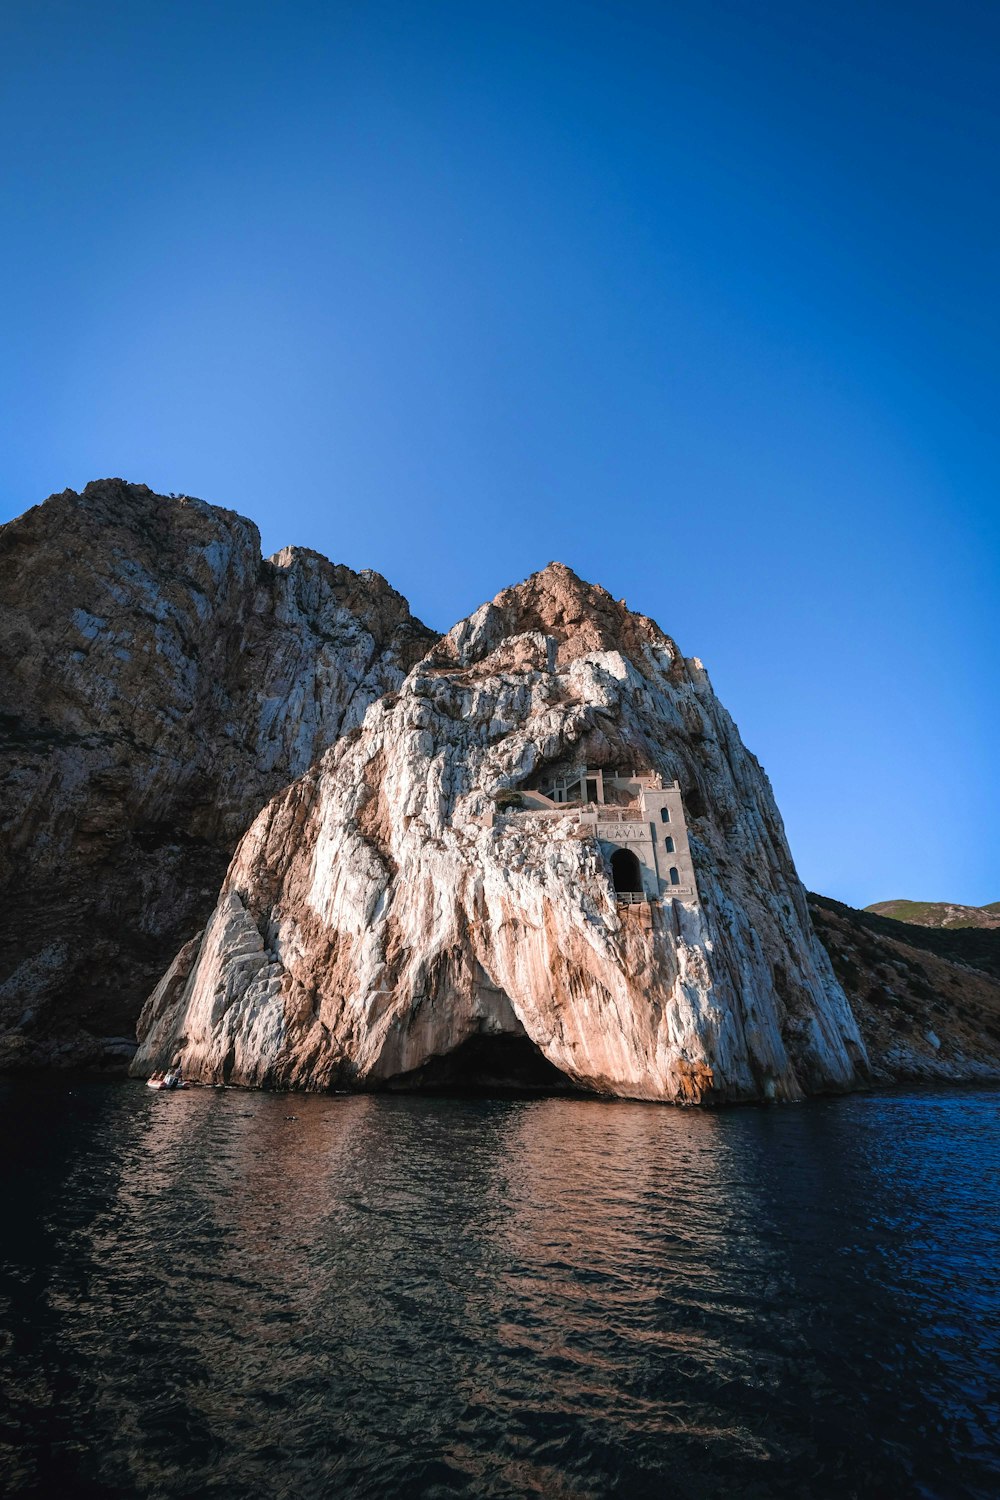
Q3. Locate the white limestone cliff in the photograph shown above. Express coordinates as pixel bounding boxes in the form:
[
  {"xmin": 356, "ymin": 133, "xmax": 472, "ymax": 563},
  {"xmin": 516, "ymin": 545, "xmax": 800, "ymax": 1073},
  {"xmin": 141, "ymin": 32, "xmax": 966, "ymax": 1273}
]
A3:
[{"xmin": 135, "ymin": 564, "xmax": 869, "ymax": 1103}]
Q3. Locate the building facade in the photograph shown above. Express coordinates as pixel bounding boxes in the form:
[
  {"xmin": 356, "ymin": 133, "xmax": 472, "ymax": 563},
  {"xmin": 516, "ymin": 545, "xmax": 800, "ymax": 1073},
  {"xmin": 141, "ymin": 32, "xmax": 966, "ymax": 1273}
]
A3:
[{"xmin": 512, "ymin": 765, "xmax": 699, "ymax": 905}]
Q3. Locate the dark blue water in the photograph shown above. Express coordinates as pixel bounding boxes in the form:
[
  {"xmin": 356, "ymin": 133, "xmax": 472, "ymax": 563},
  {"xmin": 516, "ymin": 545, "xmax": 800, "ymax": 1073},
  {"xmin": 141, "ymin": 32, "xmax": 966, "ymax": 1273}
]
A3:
[{"xmin": 0, "ymin": 1081, "xmax": 997, "ymax": 1499}]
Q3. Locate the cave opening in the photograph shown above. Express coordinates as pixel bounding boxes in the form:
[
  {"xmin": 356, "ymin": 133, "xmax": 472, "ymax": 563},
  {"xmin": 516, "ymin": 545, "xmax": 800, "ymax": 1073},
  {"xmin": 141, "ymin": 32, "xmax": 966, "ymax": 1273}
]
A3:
[{"xmin": 382, "ymin": 1032, "xmax": 582, "ymax": 1097}]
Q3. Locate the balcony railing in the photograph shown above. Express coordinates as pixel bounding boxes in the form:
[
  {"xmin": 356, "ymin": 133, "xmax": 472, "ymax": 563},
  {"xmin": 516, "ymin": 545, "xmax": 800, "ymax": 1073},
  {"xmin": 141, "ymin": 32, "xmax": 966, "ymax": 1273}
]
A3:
[{"xmin": 616, "ymin": 886, "xmax": 697, "ymax": 904}]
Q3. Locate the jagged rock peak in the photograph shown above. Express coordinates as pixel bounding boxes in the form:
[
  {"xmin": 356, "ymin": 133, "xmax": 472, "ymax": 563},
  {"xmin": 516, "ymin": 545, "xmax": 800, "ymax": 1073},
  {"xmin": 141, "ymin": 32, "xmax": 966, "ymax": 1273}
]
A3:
[
  {"xmin": 67, "ymin": 476, "xmax": 256, "ymax": 535},
  {"xmin": 264, "ymin": 544, "xmax": 431, "ymax": 643},
  {"xmin": 429, "ymin": 560, "xmax": 685, "ymax": 675}
]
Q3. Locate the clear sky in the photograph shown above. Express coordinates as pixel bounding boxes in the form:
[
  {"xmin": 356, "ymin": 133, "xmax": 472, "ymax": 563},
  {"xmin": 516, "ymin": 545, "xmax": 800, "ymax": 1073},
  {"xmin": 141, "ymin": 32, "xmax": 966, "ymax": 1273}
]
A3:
[{"xmin": 2, "ymin": 0, "xmax": 997, "ymax": 908}]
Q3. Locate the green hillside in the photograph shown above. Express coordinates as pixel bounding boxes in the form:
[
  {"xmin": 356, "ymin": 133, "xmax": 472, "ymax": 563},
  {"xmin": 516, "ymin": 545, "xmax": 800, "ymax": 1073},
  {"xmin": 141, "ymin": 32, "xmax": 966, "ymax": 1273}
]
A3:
[{"xmin": 865, "ymin": 899, "xmax": 1000, "ymax": 931}]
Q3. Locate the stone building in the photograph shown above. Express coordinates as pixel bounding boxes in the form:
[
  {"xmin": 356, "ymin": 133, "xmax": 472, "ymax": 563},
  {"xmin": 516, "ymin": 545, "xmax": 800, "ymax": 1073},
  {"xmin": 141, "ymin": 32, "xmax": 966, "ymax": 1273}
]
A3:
[{"xmin": 511, "ymin": 765, "xmax": 699, "ymax": 905}]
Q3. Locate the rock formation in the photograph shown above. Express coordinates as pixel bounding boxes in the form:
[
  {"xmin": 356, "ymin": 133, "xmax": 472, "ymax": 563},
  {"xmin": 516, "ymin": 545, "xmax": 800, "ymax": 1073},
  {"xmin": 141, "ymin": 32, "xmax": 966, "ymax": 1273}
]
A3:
[
  {"xmin": 6, "ymin": 482, "xmax": 994, "ymax": 1099},
  {"xmin": 0, "ymin": 480, "xmax": 436, "ymax": 1067},
  {"xmin": 134, "ymin": 563, "xmax": 870, "ymax": 1103}
]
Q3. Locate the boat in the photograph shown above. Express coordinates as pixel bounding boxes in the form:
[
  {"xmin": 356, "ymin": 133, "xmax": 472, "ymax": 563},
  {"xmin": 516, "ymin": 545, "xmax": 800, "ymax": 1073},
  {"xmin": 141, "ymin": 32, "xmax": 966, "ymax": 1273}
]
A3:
[{"xmin": 145, "ymin": 1073, "xmax": 187, "ymax": 1091}]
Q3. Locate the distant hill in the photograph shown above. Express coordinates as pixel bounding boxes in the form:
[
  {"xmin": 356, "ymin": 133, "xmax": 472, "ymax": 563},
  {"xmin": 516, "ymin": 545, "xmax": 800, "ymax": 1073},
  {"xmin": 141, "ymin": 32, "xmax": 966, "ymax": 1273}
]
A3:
[
  {"xmin": 865, "ymin": 899, "xmax": 1000, "ymax": 931},
  {"xmin": 808, "ymin": 893, "xmax": 1000, "ymax": 1082}
]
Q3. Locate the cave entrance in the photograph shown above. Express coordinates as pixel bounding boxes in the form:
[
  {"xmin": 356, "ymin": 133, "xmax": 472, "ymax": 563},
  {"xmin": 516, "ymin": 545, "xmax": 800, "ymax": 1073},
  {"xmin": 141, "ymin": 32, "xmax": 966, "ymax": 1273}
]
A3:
[
  {"xmin": 611, "ymin": 847, "xmax": 642, "ymax": 897},
  {"xmin": 382, "ymin": 1032, "xmax": 581, "ymax": 1097}
]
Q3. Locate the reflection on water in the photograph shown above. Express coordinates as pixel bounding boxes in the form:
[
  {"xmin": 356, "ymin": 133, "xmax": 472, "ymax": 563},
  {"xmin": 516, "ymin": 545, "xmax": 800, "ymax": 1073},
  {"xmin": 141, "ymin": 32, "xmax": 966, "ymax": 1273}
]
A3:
[{"xmin": 1, "ymin": 1080, "xmax": 998, "ymax": 1498}]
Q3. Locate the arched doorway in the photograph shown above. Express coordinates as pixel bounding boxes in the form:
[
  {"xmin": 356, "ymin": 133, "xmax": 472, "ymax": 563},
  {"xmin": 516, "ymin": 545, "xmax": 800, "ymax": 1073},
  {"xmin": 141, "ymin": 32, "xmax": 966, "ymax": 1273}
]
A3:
[{"xmin": 611, "ymin": 847, "xmax": 642, "ymax": 896}]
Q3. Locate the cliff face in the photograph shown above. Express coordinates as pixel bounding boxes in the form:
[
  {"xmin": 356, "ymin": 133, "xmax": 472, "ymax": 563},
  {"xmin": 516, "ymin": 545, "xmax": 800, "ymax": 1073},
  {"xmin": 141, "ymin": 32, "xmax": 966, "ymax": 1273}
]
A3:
[
  {"xmin": 134, "ymin": 564, "xmax": 868, "ymax": 1103},
  {"xmin": 0, "ymin": 480, "xmax": 436, "ymax": 1067}
]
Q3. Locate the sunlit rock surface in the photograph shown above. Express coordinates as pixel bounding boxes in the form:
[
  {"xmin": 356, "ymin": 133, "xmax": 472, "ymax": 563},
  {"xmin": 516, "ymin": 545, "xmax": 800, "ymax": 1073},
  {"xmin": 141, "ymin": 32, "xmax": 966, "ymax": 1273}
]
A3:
[
  {"xmin": 135, "ymin": 564, "xmax": 868, "ymax": 1102},
  {"xmin": 0, "ymin": 479, "xmax": 435, "ymax": 1066}
]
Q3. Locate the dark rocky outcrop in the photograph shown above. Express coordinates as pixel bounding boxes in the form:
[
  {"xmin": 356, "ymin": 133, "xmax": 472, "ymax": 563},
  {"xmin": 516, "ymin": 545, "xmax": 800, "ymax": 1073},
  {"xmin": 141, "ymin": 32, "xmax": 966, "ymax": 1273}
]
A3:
[{"xmin": 0, "ymin": 479, "xmax": 435, "ymax": 1067}]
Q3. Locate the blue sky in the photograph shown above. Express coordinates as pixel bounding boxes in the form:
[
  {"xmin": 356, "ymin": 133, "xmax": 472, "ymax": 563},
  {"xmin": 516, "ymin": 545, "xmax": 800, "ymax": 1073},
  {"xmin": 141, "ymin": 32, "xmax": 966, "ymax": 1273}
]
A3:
[{"xmin": 2, "ymin": 0, "xmax": 997, "ymax": 907}]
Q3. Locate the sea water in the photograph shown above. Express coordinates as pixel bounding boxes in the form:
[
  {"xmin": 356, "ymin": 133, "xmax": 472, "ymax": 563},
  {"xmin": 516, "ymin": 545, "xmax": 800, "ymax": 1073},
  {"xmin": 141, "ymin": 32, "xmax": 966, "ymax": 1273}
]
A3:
[{"xmin": 1, "ymin": 1079, "xmax": 997, "ymax": 1497}]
